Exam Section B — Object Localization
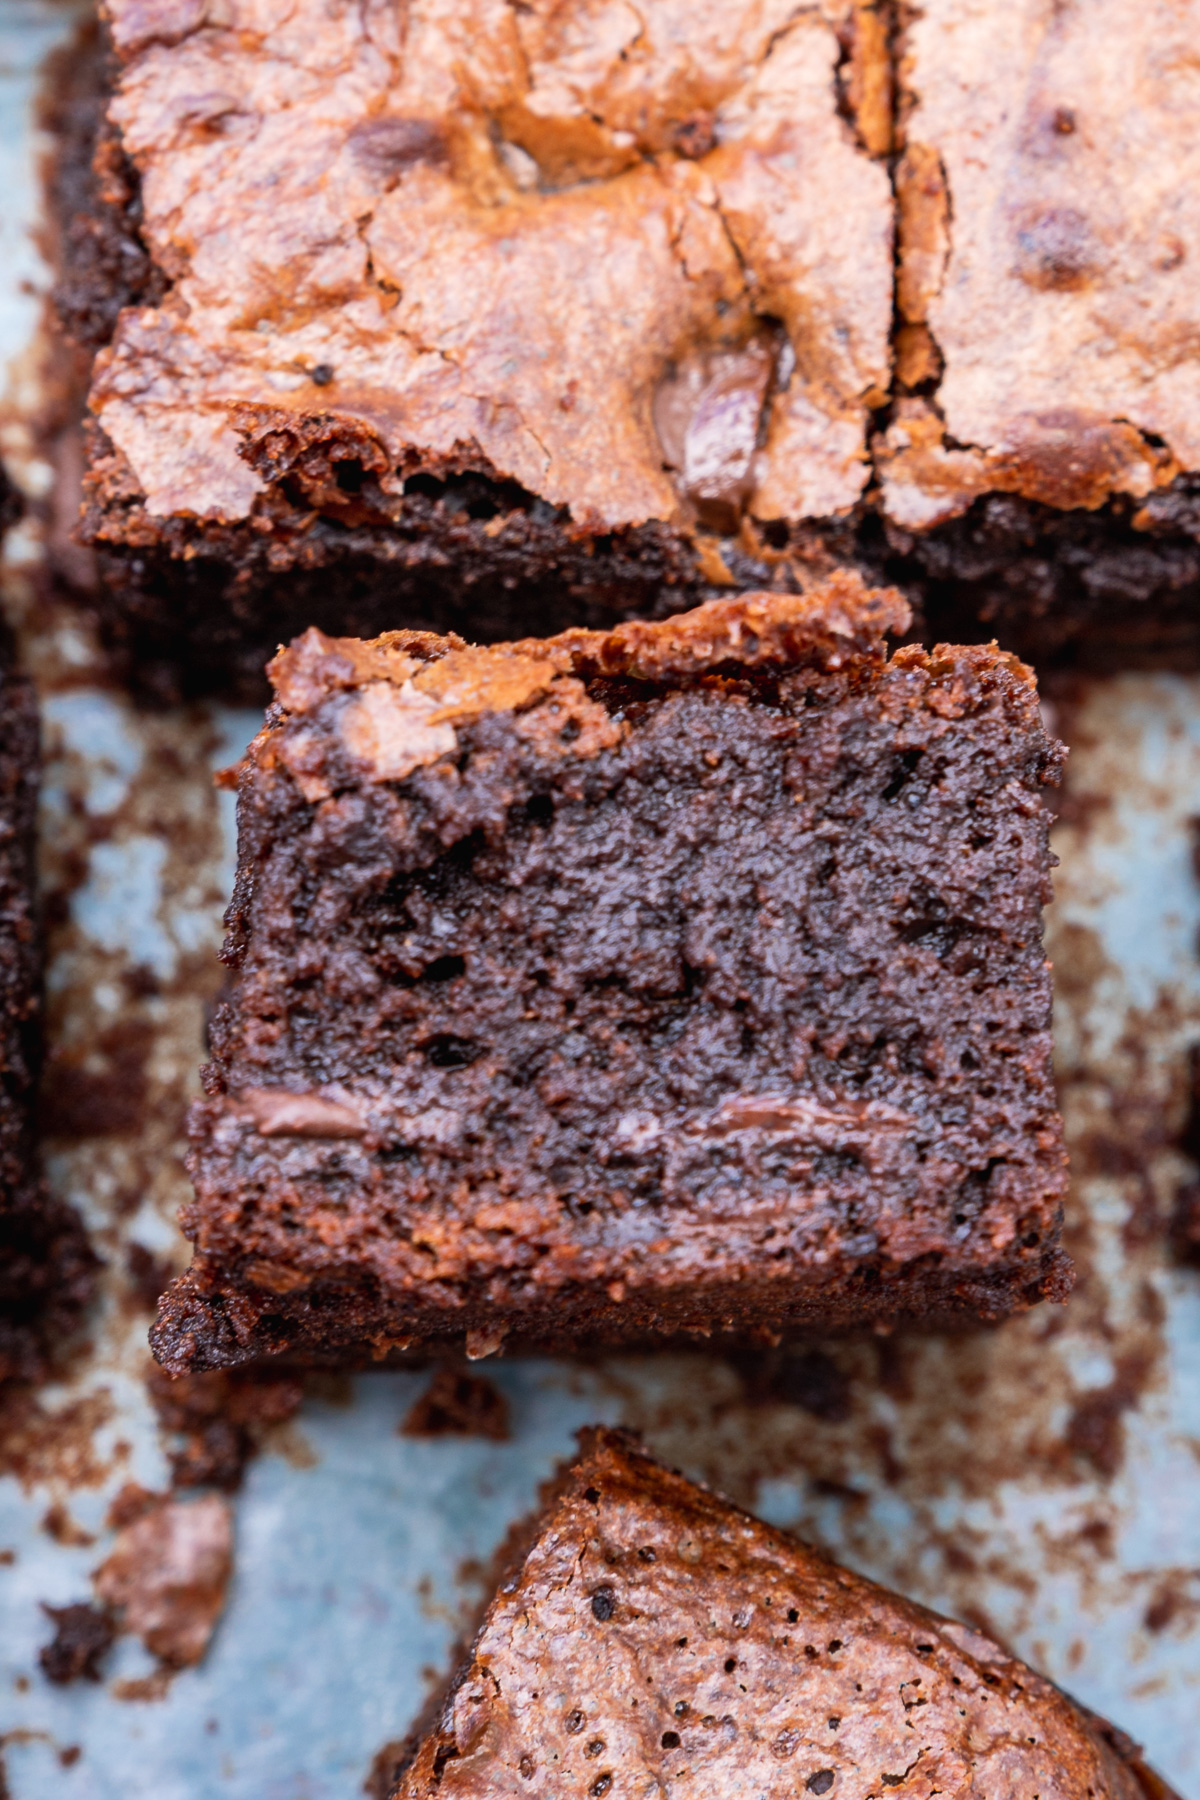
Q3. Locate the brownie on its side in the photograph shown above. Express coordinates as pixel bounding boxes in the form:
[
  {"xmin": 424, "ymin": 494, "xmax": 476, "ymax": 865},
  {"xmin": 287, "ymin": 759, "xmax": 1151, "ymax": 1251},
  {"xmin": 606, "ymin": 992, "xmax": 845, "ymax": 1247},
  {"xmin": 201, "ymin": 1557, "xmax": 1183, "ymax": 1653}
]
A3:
[
  {"xmin": 151, "ymin": 575, "xmax": 1068, "ymax": 1374},
  {"xmin": 53, "ymin": 0, "xmax": 893, "ymax": 693},
  {"xmin": 0, "ymin": 656, "xmax": 94, "ymax": 1382},
  {"xmin": 391, "ymin": 1429, "xmax": 1171, "ymax": 1800}
]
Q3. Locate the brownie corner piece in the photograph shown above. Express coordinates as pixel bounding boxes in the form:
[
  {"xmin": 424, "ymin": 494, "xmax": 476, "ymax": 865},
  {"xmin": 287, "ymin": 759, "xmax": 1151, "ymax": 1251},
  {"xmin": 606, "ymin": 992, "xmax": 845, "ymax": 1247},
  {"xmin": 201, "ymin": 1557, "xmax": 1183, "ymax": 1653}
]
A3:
[
  {"xmin": 56, "ymin": 0, "xmax": 893, "ymax": 687},
  {"xmin": 0, "ymin": 657, "xmax": 95, "ymax": 1383},
  {"xmin": 874, "ymin": 0, "xmax": 1200, "ymax": 666},
  {"xmin": 152, "ymin": 575, "xmax": 1068, "ymax": 1374},
  {"xmin": 390, "ymin": 1428, "xmax": 1160, "ymax": 1800}
]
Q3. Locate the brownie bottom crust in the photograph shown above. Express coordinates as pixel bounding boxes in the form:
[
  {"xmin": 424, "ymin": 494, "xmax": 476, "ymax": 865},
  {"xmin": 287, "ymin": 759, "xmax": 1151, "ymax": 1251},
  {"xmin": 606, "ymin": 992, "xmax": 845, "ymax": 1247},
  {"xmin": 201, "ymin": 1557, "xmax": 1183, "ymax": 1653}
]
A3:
[
  {"xmin": 82, "ymin": 482, "xmax": 1200, "ymax": 704},
  {"xmin": 152, "ymin": 1254, "xmax": 1072, "ymax": 1377}
]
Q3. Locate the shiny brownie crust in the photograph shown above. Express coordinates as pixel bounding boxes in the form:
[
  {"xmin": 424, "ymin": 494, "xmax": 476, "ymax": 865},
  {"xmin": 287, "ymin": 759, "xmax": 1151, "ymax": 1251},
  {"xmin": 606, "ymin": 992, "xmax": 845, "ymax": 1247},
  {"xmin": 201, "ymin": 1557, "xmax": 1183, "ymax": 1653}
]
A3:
[
  {"xmin": 44, "ymin": 11, "xmax": 1200, "ymax": 693},
  {"xmin": 391, "ymin": 1429, "xmax": 1170, "ymax": 1800}
]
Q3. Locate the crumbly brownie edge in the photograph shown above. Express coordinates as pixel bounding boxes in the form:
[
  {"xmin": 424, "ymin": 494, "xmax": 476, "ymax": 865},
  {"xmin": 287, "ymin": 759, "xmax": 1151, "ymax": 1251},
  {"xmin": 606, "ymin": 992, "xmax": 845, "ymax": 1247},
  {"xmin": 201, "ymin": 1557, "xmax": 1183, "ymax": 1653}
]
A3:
[
  {"xmin": 0, "ymin": 663, "xmax": 42, "ymax": 1206},
  {"xmin": 151, "ymin": 1252, "xmax": 1073, "ymax": 1377},
  {"xmin": 38, "ymin": 16, "xmax": 166, "ymax": 356}
]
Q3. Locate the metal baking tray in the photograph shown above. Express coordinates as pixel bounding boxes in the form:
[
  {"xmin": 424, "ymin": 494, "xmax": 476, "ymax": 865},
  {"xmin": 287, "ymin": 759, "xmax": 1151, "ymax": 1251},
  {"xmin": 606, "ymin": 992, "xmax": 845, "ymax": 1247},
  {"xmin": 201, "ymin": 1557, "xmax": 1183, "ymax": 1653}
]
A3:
[{"xmin": 0, "ymin": 4, "xmax": 1198, "ymax": 1792}]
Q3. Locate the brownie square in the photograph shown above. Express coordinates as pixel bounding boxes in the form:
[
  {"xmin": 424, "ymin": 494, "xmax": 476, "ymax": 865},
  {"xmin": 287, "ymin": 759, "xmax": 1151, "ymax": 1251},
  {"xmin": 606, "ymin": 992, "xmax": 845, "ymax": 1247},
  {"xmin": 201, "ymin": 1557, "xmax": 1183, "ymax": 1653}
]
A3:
[
  {"xmin": 54, "ymin": 2, "xmax": 893, "ymax": 691},
  {"xmin": 873, "ymin": 0, "xmax": 1200, "ymax": 665},
  {"xmin": 151, "ymin": 575, "xmax": 1068, "ymax": 1373},
  {"xmin": 883, "ymin": 0, "xmax": 1200, "ymax": 528},
  {"xmin": 0, "ymin": 654, "xmax": 94, "ymax": 1382},
  {"xmin": 390, "ymin": 1428, "xmax": 1165, "ymax": 1800},
  {"xmin": 48, "ymin": 7, "xmax": 1200, "ymax": 687}
]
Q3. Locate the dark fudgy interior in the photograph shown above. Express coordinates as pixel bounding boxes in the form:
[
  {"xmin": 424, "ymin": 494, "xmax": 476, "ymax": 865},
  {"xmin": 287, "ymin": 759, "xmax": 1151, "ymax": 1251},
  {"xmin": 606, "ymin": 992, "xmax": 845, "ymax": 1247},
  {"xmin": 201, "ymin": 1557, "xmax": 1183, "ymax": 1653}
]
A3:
[
  {"xmin": 391, "ymin": 1428, "xmax": 1167, "ymax": 1800},
  {"xmin": 0, "ymin": 656, "xmax": 95, "ymax": 1382},
  {"xmin": 153, "ymin": 585, "xmax": 1067, "ymax": 1372}
]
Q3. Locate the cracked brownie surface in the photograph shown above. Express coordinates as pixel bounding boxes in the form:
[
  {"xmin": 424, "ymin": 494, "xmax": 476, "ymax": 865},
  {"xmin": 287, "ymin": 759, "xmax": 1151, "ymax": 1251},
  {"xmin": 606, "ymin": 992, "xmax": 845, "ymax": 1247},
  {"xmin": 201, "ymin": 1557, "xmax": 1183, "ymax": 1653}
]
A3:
[
  {"xmin": 881, "ymin": 0, "xmax": 1200, "ymax": 529},
  {"xmin": 391, "ymin": 1429, "xmax": 1164, "ymax": 1800},
  {"xmin": 152, "ymin": 577, "xmax": 1068, "ymax": 1373},
  {"xmin": 86, "ymin": 0, "xmax": 891, "ymax": 543},
  {"xmin": 49, "ymin": 1, "xmax": 1200, "ymax": 687}
]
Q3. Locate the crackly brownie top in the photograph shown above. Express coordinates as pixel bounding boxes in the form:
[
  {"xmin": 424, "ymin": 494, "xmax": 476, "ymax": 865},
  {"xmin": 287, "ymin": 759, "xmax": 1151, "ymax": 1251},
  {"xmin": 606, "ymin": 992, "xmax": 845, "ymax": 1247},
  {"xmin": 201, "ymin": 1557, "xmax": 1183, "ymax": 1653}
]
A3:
[
  {"xmin": 90, "ymin": 0, "xmax": 892, "ymax": 535},
  {"xmin": 880, "ymin": 0, "xmax": 1200, "ymax": 528},
  {"xmin": 396, "ymin": 1430, "xmax": 1150, "ymax": 1800},
  {"xmin": 257, "ymin": 574, "xmax": 910, "ymax": 791}
]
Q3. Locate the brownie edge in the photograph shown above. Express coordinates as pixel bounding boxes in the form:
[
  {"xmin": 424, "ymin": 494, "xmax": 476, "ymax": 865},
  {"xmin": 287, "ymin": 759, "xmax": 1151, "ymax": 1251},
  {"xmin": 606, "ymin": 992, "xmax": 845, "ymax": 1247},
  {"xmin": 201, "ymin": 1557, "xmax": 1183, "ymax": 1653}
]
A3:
[
  {"xmin": 0, "ymin": 658, "xmax": 96, "ymax": 1381},
  {"xmin": 390, "ymin": 1428, "xmax": 1170, "ymax": 1800},
  {"xmin": 152, "ymin": 573, "xmax": 1068, "ymax": 1373}
]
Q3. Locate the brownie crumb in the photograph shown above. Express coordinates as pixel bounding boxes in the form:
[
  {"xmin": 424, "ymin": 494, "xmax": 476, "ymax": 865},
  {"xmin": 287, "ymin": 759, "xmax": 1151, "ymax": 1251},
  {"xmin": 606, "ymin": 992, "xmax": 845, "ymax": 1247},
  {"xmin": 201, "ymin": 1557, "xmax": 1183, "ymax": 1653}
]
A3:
[
  {"xmin": 93, "ymin": 1492, "xmax": 233, "ymax": 1668},
  {"xmin": 147, "ymin": 1366, "xmax": 304, "ymax": 1492},
  {"xmin": 401, "ymin": 1368, "xmax": 510, "ymax": 1442},
  {"xmin": 1171, "ymin": 1184, "xmax": 1200, "ymax": 1265},
  {"xmin": 38, "ymin": 1601, "xmax": 116, "ymax": 1684},
  {"xmin": 740, "ymin": 1348, "xmax": 853, "ymax": 1423},
  {"xmin": 40, "ymin": 1501, "xmax": 95, "ymax": 1547},
  {"xmin": 125, "ymin": 1242, "xmax": 176, "ymax": 1312},
  {"xmin": 1064, "ymin": 1352, "xmax": 1155, "ymax": 1480}
]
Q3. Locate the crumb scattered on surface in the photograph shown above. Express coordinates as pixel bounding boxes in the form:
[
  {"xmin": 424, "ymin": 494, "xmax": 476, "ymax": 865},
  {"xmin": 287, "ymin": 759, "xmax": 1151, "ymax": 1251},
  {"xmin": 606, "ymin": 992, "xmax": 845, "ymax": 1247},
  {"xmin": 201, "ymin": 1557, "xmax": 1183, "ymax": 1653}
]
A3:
[
  {"xmin": 147, "ymin": 1365, "xmax": 305, "ymax": 1491},
  {"xmin": 733, "ymin": 1347, "xmax": 853, "ymax": 1423},
  {"xmin": 124, "ymin": 1242, "xmax": 177, "ymax": 1312},
  {"xmin": 0, "ymin": 1388, "xmax": 114, "ymax": 1490},
  {"xmin": 38, "ymin": 1601, "xmax": 115, "ymax": 1684},
  {"xmin": 1066, "ymin": 1353, "xmax": 1157, "ymax": 1481},
  {"xmin": 92, "ymin": 1490, "xmax": 232, "ymax": 1668},
  {"xmin": 40, "ymin": 1500, "xmax": 95, "ymax": 1547},
  {"xmin": 111, "ymin": 1668, "xmax": 174, "ymax": 1703},
  {"xmin": 401, "ymin": 1368, "xmax": 510, "ymax": 1442}
]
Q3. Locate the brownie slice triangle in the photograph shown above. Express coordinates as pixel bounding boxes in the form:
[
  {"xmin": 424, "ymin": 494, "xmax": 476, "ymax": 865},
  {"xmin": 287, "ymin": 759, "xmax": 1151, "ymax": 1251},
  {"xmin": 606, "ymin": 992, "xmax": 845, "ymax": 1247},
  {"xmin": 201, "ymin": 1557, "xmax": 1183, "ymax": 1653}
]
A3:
[
  {"xmin": 153, "ymin": 574, "xmax": 1068, "ymax": 1372},
  {"xmin": 391, "ymin": 1428, "xmax": 1167, "ymax": 1800}
]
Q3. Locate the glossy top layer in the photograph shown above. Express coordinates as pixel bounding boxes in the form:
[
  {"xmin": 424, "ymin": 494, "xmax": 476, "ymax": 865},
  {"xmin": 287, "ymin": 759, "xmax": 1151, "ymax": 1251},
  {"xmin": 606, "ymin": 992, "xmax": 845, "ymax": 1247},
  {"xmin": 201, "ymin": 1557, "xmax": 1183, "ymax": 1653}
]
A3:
[
  {"xmin": 396, "ymin": 1430, "xmax": 1157, "ymax": 1800},
  {"xmin": 90, "ymin": 0, "xmax": 893, "ymax": 534},
  {"xmin": 881, "ymin": 0, "xmax": 1200, "ymax": 527}
]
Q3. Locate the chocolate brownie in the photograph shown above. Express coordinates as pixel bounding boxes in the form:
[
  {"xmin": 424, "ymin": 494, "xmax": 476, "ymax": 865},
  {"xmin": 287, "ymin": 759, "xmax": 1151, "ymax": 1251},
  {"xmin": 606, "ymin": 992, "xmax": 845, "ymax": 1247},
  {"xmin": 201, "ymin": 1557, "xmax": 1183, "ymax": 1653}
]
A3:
[
  {"xmin": 151, "ymin": 576, "xmax": 1068, "ymax": 1373},
  {"xmin": 0, "ymin": 653, "xmax": 95, "ymax": 1382},
  {"xmin": 51, "ymin": 1, "xmax": 893, "ymax": 694},
  {"xmin": 871, "ymin": 0, "xmax": 1200, "ymax": 666},
  {"xmin": 47, "ymin": 4, "xmax": 1200, "ymax": 689},
  {"xmin": 390, "ymin": 1428, "xmax": 1173, "ymax": 1800}
]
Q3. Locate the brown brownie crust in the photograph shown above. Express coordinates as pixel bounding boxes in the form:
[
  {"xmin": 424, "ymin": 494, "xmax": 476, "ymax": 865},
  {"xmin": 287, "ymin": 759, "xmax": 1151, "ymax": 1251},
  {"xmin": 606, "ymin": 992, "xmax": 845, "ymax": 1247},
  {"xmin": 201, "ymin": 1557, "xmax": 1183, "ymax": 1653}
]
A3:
[
  {"xmin": 879, "ymin": 0, "xmax": 1200, "ymax": 529},
  {"xmin": 46, "ymin": 7, "xmax": 1200, "ymax": 688},
  {"xmin": 85, "ymin": 0, "xmax": 891, "ymax": 551},
  {"xmin": 393, "ymin": 1429, "xmax": 1163, "ymax": 1800},
  {"xmin": 152, "ymin": 577, "xmax": 1068, "ymax": 1373}
]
